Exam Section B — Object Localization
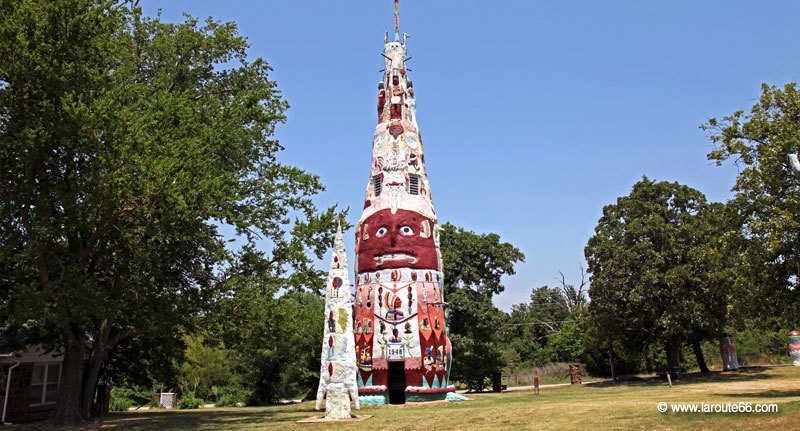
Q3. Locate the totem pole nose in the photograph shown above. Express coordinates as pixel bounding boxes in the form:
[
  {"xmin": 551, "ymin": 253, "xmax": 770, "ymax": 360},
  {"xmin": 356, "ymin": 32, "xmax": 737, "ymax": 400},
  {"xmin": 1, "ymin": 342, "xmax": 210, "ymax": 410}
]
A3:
[{"xmin": 390, "ymin": 230, "xmax": 398, "ymax": 247}]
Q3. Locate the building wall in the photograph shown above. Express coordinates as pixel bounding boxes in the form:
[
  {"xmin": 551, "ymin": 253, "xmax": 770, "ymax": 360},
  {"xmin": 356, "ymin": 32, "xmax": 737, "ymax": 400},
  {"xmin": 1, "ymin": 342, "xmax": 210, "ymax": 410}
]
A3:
[{"xmin": 0, "ymin": 362, "xmax": 32, "ymax": 422}]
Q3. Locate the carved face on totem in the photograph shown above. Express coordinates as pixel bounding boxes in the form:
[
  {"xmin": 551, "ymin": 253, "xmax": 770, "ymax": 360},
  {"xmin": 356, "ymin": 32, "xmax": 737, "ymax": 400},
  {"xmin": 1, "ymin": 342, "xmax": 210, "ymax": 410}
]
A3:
[{"xmin": 357, "ymin": 208, "xmax": 437, "ymax": 272}]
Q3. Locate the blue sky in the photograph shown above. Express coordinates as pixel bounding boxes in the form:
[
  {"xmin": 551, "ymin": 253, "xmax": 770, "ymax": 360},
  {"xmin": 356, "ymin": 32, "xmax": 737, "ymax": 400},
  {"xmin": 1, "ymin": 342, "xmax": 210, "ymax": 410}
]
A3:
[{"xmin": 142, "ymin": 1, "xmax": 800, "ymax": 310}]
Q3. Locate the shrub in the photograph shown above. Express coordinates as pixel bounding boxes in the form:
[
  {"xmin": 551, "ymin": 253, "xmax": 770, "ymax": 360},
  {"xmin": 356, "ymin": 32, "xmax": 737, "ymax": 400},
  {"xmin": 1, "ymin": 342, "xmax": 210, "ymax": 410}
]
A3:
[
  {"xmin": 178, "ymin": 391, "xmax": 203, "ymax": 409},
  {"xmin": 734, "ymin": 329, "xmax": 788, "ymax": 364},
  {"xmin": 109, "ymin": 388, "xmax": 136, "ymax": 412},
  {"xmin": 109, "ymin": 386, "xmax": 155, "ymax": 412},
  {"xmin": 212, "ymin": 384, "xmax": 251, "ymax": 407}
]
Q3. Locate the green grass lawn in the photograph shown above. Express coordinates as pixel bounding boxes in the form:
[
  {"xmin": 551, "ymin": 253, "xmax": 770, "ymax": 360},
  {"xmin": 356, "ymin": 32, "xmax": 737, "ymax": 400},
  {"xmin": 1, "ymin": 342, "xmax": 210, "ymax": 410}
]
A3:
[{"xmin": 15, "ymin": 365, "xmax": 800, "ymax": 431}]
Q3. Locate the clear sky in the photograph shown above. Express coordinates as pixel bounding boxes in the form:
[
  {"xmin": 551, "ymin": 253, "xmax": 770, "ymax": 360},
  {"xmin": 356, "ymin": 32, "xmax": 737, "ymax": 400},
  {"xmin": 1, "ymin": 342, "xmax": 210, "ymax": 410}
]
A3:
[{"xmin": 142, "ymin": 0, "xmax": 800, "ymax": 310}]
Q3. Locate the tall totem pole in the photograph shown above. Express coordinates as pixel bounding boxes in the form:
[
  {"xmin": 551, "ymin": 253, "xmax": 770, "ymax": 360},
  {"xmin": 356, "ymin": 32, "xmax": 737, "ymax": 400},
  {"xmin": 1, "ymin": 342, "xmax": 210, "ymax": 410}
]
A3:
[{"xmin": 353, "ymin": 0, "xmax": 454, "ymax": 405}]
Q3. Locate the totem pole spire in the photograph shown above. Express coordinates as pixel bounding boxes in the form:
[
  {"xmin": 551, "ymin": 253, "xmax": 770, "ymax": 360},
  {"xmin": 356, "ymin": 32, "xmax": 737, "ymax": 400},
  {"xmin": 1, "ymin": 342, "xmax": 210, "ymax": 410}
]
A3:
[{"xmin": 394, "ymin": 0, "xmax": 400, "ymax": 42}]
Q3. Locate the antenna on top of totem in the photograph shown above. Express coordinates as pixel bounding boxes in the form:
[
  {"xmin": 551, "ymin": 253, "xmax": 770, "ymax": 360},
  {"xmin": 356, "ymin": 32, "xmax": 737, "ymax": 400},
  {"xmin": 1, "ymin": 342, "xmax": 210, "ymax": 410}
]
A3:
[{"xmin": 393, "ymin": 0, "xmax": 400, "ymax": 42}]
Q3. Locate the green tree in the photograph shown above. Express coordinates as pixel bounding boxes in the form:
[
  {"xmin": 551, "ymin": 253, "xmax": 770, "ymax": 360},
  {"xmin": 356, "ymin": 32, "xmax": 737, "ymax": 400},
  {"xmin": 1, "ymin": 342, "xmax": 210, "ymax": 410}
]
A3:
[
  {"xmin": 548, "ymin": 320, "xmax": 584, "ymax": 363},
  {"xmin": 439, "ymin": 222, "xmax": 526, "ymax": 296},
  {"xmin": 447, "ymin": 288, "xmax": 508, "ymax": 391},
  {"xmin": 439, "ymin": 223, "xmax": 524, "ymax": 391},
  {"xmin": 178, "ymin": 335, "xmax": 233, "ymax": 401},
  {"xmin": 0, "ymin": 1, "xmax": 338, "ymax": 424},
  {"xmin": 504, "ymin": 286, "xmax": 570, "ymax": 365},
  {"xmin": 585, "ymin": 178, "xmax": 729, "ymax": 374},
  {"xmin": 104, "ymin": 329, "xmax": 185, "ymax": 395},
  {"xmin": 204, "ymin": 279, "xmax": 325, "ymax": 404},
  {"xmin": 503, "ymin": 275, "xmax": 587, "ymax": 369},
  {"xmin": 702, "ymin": 82, "xmax": 800, "ymax": 328}
]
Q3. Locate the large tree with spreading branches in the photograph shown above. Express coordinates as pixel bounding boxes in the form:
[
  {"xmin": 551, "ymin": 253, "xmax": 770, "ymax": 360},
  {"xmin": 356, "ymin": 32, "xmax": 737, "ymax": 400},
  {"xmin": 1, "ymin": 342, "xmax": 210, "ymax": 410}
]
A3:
[{"xmin": 0, "ymin": 1, "xmax": 339, "ymax": 424}]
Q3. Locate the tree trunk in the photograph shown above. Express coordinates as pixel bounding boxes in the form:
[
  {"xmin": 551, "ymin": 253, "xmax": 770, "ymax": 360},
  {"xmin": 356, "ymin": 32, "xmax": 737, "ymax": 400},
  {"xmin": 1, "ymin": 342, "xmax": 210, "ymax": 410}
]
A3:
[
  {"xmin": 491, "ymin": 372, "xmax": 502, "ymax": 392},
  {"xmin": 50, "ymin": 338, "xmax": 86, "ymax": 425},
  {"xmin": 665, "ymin": 336, "xmax": 681, "ymax": 379},
  {"xmin": 691, "ymin": 330, "xmax": 710, "ymax": 374},
  {"xmin": 607, "ymin": 335, "xmax": 617, "ymax": 385},
  {"xmin": 80, "ymin": 319, "xmax": 113, "ymax": 418}
]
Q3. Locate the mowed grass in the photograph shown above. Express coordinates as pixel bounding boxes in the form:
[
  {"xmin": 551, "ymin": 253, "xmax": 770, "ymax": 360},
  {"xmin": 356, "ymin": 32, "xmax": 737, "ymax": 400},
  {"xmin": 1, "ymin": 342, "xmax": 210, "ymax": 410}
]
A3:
[{"xmin": 16, "ymin": 365, "xmax": 800, "ymax": 431}]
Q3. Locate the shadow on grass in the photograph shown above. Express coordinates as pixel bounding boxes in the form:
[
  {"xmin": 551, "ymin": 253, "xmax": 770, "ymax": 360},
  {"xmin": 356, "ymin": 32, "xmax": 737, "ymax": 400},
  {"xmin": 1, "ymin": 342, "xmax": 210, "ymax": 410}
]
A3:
[
  {"xmin": 584, "ymin": 366, "xmax": 774, "ymax": 388},
  {"xmin": 98, "ymin": 407, "xmax": 316, "ymax": 431},
  {"xmin": 7, "ymin": 406, "xmax": 327, "ymax": 431},
  {"xmin": 714, "ymin": 390, "xmax": 800, "ymax": 399}
]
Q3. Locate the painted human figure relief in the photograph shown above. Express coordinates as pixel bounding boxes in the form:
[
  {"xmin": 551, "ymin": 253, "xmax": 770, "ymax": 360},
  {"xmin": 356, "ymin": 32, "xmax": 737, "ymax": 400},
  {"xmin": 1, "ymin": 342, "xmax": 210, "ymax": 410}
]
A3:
[
  {"xmin": 315, "ymin": 224, "xmax": 360, "ymax": 418},
  {"xmin": 353, "ymin": 0, "xmax": 454, "ymax": 404}
]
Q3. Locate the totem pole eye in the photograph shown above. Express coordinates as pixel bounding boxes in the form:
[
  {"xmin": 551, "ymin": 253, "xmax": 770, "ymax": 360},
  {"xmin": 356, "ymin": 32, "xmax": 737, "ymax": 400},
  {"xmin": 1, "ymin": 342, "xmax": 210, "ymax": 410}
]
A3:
[
  {"xmin": 399, "ymin": 226, "xmax": 414, "ymax": 236},
  {"xmin": 376, "ymin": 227, "xmax": 389, "ymax": 237}
]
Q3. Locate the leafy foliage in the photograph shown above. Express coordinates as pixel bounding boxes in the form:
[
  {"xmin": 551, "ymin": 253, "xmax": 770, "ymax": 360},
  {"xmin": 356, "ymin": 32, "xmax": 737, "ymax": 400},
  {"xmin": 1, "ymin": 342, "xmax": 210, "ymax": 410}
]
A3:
[
  {"xmin": 585, "ymin": 177, "xmax": 730, "ymax": 369},
  {"xmin": 439, "ymin": 223, "xmax": 523, "ymax": 390},
  {"xmin": 439, "ymin": 223, "xmax": 525, "ymax": 296},
  {"xmin": 702, "ymin": 83, "xmax": 800, "ymax": 328},
  {"xmin": 178, "ymin": 336, "xmax": 234, "ymax": 401},
  {"xmin": 548, "ymin": 320, "xmax": 584, "ymax": 363},
  {"xmin": 202, "ymin": 281, "xmax": 325, "ymax": 404},
  {"xmin": 108, "ymin": 386, "xmax": 155, "ymax": 412},
  {"xmin": 503, "ymin": 286, "xmax": 572, "ymax": 365},
  {"xmin": 104, "ymin": 331, "xmax": 184, "ymax": 394},
  {"xmin": 448, "ymin": 288, "xmax": 508, "ymax": 391},
  {"xmin": 177, "ymin": 392, "xmax": 203, "ymax": 410}
]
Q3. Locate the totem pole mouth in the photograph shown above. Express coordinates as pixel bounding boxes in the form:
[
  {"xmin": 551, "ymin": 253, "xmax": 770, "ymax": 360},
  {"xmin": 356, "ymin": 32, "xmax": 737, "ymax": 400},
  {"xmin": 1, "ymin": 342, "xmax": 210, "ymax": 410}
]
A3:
[{"xmin": 373, "ymin": 253, "xmax": 418, "ymax": 266}]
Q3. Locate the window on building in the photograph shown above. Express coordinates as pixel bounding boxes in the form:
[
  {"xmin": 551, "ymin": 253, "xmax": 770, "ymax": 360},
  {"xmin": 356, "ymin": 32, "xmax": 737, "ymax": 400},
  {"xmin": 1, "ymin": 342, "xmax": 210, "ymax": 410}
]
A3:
[
  {"xmin": 372, "ymin": 175, "xmax": 383, "ymax": 197},
  {"xmin": 29, "ymin": 363, "xmax": 61, "ymax": 406},
  {"xmin": 407, "ymin": 174, "xmax": 420, "ymax": 195}
]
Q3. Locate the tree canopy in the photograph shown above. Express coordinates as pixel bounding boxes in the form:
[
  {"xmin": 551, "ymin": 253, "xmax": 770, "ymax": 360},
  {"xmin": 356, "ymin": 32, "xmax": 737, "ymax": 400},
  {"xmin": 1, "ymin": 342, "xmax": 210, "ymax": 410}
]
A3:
[
  {"xmin": 585, "ymin": 177, "xmax": 729, "ymax": 372},
  {"xmin": 703, "ymin": 83, "xmax": 800, "ymax": 328},
  {"xmin": 439, "ymin": 222, "xmax": 525, "ymax": 296}
]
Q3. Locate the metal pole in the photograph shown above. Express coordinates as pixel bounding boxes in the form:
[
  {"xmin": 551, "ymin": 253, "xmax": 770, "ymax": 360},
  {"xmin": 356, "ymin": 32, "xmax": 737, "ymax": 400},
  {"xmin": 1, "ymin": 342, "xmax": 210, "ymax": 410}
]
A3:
[
  {"xmin": 2, "ymin": 359, "xmax": 20, "ymax": 425},
  {"xmin": 394, "ymin": 0, "xmax": 400, "ymax": 41}
]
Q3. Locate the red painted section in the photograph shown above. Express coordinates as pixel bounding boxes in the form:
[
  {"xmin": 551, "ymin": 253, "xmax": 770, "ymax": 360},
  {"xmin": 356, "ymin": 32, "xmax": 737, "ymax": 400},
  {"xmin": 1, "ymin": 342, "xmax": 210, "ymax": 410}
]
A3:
[
  {"xmin": 417, "ymin": 281, "xmax": 449, "ymax": 389},
  {"xmin": 356, "ymin": 209, "xmax": 438, "ymax": 272}
]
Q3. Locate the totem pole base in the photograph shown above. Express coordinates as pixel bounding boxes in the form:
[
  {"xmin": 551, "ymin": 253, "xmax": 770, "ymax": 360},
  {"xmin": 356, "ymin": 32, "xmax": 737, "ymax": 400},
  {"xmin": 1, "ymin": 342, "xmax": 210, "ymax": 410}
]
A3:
[{"xmin": 297, "ymin": 415, "xmax": 373, "ymax": 424}]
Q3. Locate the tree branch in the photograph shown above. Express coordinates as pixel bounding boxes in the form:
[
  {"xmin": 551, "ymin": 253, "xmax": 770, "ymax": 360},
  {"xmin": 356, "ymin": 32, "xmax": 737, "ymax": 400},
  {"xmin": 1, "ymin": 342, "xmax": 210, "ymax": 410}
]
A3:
[{"xmin": 108, "ymin": 328, "xmax": 145, "ymax": 348}]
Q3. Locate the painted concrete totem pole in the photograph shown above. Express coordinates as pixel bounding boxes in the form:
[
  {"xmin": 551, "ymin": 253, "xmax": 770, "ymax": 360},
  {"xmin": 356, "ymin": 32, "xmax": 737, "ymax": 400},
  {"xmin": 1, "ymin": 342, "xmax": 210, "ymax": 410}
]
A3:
[
  {"xmin": 788, "ymin": 331, "xmax": 800, "ymax": 366},
  {"xmin": 315, "ymin": 225, "xmax": 360, "ymax": 418},
  {"xmin": 718, "ymin": 333, "xmax": 740, "ymax": 371},
  {"xmin": 352, "ymin": 0, "xmax": 454, "ymax": 405}
]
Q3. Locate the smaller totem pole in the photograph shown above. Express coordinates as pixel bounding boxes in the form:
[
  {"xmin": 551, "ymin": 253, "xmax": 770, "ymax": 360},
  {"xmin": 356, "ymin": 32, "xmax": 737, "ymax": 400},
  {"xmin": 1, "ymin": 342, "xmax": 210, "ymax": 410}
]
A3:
[
  {"xmin": 315, "ymin": 224, "xmax": 360, "ymax": 418},
  {"xmin": 719, "ymin": 333, "xmax": 740, "ymax": 371},
  {"xmin": 788, "ymin": 331, "xmax": 800, "ymax": 366}
]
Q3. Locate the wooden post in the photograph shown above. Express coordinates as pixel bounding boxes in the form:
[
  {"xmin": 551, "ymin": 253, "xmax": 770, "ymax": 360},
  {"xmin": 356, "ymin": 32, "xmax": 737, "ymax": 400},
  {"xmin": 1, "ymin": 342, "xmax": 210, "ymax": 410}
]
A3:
[{"xmin": 533, "ymin": 377, "xmax": 539, "ymax": 395}]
